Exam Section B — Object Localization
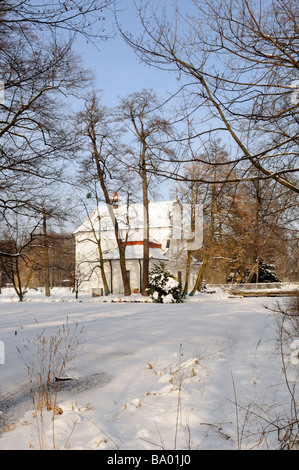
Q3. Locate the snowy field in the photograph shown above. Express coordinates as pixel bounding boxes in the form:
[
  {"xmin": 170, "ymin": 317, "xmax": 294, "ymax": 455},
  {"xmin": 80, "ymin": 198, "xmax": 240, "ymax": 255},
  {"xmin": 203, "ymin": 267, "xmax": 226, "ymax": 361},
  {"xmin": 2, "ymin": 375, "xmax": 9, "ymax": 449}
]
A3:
[{"xmin": 0, "ymin": 287, "xmax": 297, "ymax": 451}]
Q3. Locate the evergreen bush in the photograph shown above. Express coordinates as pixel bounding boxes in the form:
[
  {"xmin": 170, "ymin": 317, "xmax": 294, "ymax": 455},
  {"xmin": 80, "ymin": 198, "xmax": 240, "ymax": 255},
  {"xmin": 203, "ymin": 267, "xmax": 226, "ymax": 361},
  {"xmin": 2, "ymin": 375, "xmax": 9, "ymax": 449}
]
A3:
[
  {"xmin": 147, "ymin": 262, "xmax": 184, "ymax": 303},
  {"xmin": 250, "ymin": 259, "xmax": 281, "ymax": 283}
]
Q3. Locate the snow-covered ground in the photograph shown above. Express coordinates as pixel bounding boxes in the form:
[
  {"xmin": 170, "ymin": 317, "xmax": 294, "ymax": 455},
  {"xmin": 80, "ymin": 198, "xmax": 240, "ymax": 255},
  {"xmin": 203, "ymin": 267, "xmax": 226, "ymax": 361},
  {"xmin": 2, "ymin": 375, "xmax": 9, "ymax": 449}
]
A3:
[{"xmin": 0, "ymin": 287, "xmax": 297, "ymax": 450}]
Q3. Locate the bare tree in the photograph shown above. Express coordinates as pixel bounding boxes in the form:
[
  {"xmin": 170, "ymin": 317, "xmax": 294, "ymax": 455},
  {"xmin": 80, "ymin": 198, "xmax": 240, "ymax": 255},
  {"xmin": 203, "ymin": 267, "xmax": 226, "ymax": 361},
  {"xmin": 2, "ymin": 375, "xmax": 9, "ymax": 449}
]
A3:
[
  {"xmin": 42, "ymin": 207, "xmax": 51, "ymax": 297},
  {"xmin": 176, "ymin": 139, "xmax": 237, "ymax": 292},
  {"xmin": 77, "ymin": 92, "xmax": 132, "ymax": 296},
  {"xmin": 0, "ymin": 27, "xmax": 91, "ymax": 223},
  {"xmin": 0, "ymin": 0, "xmax": 114, "ymax": 42},
  {"xmin": 75, "ymin": 189, "xmax": 111, "ymax": 296},
  {"xmin": 0, "ymin": 215, "xmax": 39, "ymax": 300},
  {"xmin": 117, "ymin": 89, "xmax": 174, "ymax": 295},
  {"xmin": 119, "ymin": 0, "xmax": 299, "ymax": 193},
  {"xmin": 0, "ymin": 0, "xmax": 114, "ymax": 256}
]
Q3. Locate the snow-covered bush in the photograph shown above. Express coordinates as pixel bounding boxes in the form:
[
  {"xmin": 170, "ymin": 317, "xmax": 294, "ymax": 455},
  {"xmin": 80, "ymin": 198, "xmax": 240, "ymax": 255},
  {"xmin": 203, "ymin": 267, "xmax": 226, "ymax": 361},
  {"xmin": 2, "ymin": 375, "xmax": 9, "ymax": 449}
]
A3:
[
  {"xmin": 147, "ymin": 262, "xmax": 184, "ymax": 303},
  {"xmin": 249, "ymin": 259, "xmax": 281, "ymax": 283}
]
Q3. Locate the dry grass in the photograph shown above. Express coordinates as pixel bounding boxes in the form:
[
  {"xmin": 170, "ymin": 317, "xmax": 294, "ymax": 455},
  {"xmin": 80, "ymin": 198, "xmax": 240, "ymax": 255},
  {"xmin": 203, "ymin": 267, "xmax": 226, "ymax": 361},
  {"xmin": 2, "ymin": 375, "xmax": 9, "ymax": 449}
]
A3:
[{"xmin": 17, "ymin": 317, "xmax": 84, "ymax": 449}]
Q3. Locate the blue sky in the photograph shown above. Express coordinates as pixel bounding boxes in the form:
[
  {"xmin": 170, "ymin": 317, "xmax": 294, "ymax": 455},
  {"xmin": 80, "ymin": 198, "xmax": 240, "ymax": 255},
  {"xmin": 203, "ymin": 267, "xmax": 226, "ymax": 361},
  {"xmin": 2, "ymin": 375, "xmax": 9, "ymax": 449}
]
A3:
[
  {"xmin": 74, "ymin": 1, "xmax": 180, "ymax": 108},
  {"xmin": 72, "ymin": 2, "xmax": 182, "ymax": 203}
]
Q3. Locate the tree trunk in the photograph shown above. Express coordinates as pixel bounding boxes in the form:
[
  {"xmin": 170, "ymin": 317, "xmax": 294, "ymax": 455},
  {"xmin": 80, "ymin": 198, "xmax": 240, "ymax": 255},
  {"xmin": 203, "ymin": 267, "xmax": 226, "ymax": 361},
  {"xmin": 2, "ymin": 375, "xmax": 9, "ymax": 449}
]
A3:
[
  {"xmin": 14, "ymin": 260, "xmax": 24, "ymax": 302},
  {"xmin": 190, "ymin": 254, "xmax": 208, "ymax": 295},
  {"xmin": 95, "ymin": 162, "xmax": 131, "ymax": 296},
  {"xmin": 190, "ymin": 178, "xmax": 216, "ymax": 295},
  {"xmin": 183, "ymin": 250, "xmax": 192, "ymax": 294},
  {"xmin": 97, "ymin": 239, "xmax": 110, "ymax": 296},
  {"xmin": 141, "ymin": 149, "xmax": 149, "ymax": 296},
  {"xmin": 89, "ymin": 119, "xmax": 131, "ymax": 296},
  {"xmin": 103, "ymin": 187, "xmax": 131, "ymax": 296},
  {"xmin": 42, "ymin": 207, "xmax": 51, "ymax": 297}
]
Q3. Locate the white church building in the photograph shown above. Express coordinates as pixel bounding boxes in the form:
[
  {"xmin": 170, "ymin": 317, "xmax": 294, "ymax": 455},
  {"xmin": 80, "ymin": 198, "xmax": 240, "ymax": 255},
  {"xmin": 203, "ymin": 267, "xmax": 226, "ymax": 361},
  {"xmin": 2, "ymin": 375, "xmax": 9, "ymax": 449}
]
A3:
[{"xmin": 73, "ymin": 196, "xmax": 202, "ymax": 296}]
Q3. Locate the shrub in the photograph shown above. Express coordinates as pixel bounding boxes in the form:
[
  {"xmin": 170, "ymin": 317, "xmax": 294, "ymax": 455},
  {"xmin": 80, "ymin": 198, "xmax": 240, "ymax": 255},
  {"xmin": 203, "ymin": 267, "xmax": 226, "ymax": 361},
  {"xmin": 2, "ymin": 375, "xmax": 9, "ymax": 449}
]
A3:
[
  {"xmin": 249, "ymin": 259, "xmax": 281, "ymax": 283},
  {"xmin": 147, "ymin": 262, "xmax": 184, "ymax": 303}
]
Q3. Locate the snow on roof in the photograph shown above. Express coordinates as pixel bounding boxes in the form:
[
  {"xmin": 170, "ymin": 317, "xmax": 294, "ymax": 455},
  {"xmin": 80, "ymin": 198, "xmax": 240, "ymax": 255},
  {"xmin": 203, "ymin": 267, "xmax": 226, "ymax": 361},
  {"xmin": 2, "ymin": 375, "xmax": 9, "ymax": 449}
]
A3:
[{"xmin": 74, "ymin": 201, "xmax": 176, "ymax": 234}]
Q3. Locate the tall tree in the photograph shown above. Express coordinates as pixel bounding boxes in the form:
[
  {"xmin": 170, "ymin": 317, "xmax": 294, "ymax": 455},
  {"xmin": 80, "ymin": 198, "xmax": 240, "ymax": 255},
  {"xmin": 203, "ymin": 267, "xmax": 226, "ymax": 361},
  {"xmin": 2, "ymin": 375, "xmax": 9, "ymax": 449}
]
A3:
[
  {"xmin": 77, "ymin": 93, "xmax": 132, "ymax": 296},
  {"xmin": 42, "ymin": 207, "xmax": 51, "ymax": 297},
  {"xmin": 76, "ymin": 190, "xmax": 111, "ymax": 296},
  {"xmin": 0, "ymin": 0, "xmax": 113, "ymax": 257},
  {"xmin": 0, "ymin": 23, "xmax": 91, "ymax": 222},
  {"xmin": 0, "ymin": 215, "xmax": 39, "ymax": 300},
  {"xmin": 240, "ymin": 173, "xmax": 298, "ymax": 283},
  {"xmin": 117, "ymin": 89, "xmax": 174, "ymax": 295},
  {"xmin": 176, "ymin": 140, "xmax": 236, "ymax": 293}
]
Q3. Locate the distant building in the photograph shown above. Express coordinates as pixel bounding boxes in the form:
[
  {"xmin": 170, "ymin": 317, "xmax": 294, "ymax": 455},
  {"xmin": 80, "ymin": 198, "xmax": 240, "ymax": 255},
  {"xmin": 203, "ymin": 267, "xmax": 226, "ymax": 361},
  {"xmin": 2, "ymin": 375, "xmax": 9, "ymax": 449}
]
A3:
[{"xmin": 73, "ymin": 197, "xmax": 202, "ymax": 295}]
